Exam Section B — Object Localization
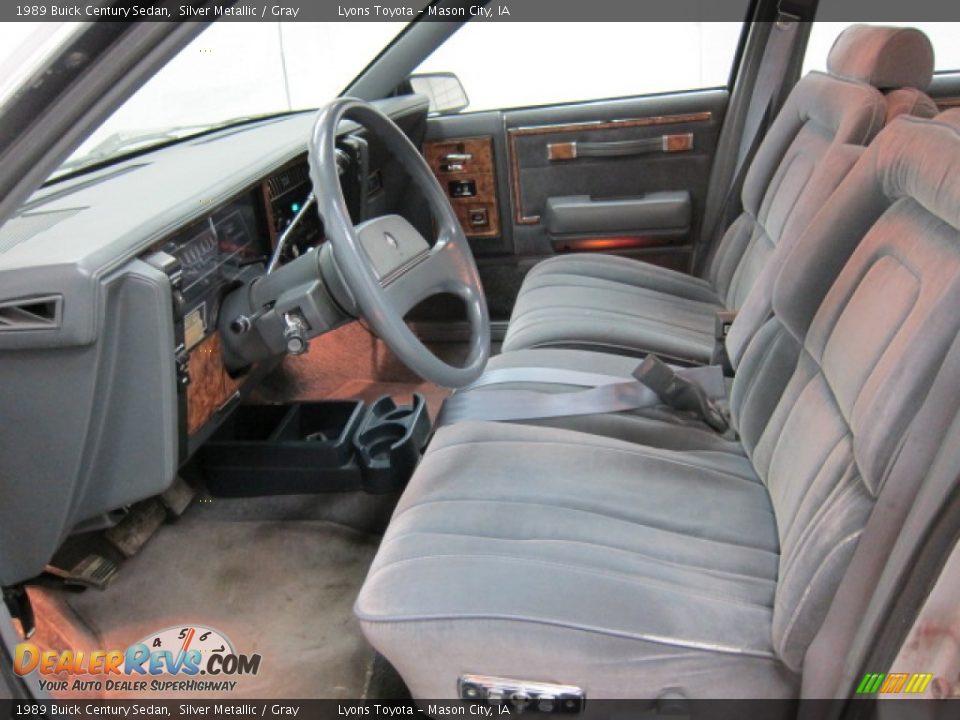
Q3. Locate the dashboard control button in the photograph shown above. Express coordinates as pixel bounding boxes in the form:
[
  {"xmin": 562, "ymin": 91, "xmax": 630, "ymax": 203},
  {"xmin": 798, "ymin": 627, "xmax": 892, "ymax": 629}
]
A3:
[
  {"xmin": 469, "ymin": 207, "xmax": 489, "ymax": 227},
  {"xmin": 448, "ymin": 179, "xmax": 477, "ymax": 198}
]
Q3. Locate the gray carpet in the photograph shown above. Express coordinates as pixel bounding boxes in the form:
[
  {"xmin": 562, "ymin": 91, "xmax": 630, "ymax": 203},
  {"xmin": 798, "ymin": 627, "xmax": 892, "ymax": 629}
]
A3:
[{"xmin": 58, "ymin": 510, "xmax": 380, "ymax": 699}]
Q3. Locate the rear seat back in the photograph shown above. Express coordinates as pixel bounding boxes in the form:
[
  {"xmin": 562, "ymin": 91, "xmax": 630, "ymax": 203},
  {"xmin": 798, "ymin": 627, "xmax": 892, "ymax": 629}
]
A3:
[
  {"xmin": 730, "ymin": 109, "xmax": 960, "ymax": 669},
  {"xmin": 707, "ymin": 25, "xmax": 933, "ymax": 311}
]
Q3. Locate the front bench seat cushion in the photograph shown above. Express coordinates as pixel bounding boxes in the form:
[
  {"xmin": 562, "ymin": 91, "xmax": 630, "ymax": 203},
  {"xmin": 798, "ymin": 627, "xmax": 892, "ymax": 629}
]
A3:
[
  {"xmin": 502, "ymin": 25, "xmax": 934, "ymax": 362},
  {"xmin": 356, "ymin": 421, "xmax": 798, "ymax": 699},
  {"xmin": 503, "ymin": 255, "xmax": 726, "ymax": 362}
]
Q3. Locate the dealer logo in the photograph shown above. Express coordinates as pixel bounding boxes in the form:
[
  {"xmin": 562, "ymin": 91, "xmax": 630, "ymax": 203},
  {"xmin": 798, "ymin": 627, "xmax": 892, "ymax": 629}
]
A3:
[{"xmin": 14, "ymin": 624, "xmax": 261, "ymax": 694}]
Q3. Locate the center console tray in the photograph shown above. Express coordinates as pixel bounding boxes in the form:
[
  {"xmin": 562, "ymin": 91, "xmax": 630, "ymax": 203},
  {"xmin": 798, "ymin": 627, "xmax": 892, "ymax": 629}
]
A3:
[
  {"xmin": 200, "ymin": 395, "xmax": 430, "ymax": 497},
  {"xmin": 201, "ymin": 400, "xmax": 364, "ymax": 496}
]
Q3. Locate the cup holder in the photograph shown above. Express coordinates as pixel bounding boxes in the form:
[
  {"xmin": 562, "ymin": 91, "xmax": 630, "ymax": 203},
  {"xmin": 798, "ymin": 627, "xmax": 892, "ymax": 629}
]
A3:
[
  {"xmin": 382, "ymin": 408, "xmax": 414, "ymax": 422},
  {"xmin": 357, "ymin": 423, "xmax": 407, "ymax": 462},
  {"xmin": 354, "ymin": 394, "xmax": 431, "ymax": 493}
]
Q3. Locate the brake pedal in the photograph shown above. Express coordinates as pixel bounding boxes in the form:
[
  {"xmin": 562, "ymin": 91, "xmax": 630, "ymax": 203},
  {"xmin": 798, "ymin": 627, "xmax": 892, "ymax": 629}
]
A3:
[{"xmin": 44, "ymin": 554, "xmax": 119, "ymax": 590}]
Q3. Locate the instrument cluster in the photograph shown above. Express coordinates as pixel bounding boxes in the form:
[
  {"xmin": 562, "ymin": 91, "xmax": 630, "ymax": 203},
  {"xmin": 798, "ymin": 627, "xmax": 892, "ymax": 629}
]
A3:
[{"xmin": 154, "ymin": 190, "xmax": 266, "ymax": 350}]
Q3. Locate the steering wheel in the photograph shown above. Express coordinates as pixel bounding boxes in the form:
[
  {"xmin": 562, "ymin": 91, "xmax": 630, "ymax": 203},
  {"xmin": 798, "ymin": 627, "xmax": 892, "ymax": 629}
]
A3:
[{"xmin": 308, "ymin": 98, "xmax": 490, "ymax": 388}]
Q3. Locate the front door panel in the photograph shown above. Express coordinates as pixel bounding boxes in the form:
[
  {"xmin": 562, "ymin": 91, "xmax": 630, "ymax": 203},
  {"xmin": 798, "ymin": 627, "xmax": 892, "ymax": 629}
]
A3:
[{"xmin": 420, "ymin": 89, "xmax": 728, "ymax": 323}]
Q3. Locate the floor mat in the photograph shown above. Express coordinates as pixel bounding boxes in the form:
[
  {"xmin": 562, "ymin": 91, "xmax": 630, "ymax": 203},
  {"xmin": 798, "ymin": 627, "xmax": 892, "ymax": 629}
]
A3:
[{"xmin": 31, "ymin": 512, "xmax": 380, "ymax": 699}]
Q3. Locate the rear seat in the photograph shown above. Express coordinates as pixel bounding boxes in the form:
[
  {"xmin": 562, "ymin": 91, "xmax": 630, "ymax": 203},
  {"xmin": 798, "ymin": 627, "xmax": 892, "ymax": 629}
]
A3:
[
  {"xmin": 356, "ymin": 108, "xmax": 960, "ymax": 699},
  {"xmin": 500, "ymin": 25, "xmax": 935, "ymax": 364}
]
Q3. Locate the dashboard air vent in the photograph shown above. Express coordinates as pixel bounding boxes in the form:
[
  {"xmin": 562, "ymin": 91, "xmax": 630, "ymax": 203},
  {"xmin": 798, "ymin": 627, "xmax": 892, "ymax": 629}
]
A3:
[{"xmin": 0, "ymin": 295, "xmax": 62, "ymax": 331}]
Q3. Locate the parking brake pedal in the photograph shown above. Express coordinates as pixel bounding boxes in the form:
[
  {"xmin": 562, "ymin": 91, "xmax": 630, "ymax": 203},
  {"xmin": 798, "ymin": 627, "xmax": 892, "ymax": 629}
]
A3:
[
  {"xmin": 459, "ymin": 675, "xmax": 585, "ymax": 713},
  {"xmin": 44, "ymin": 554, "xmax": 118, "ymax": 590}
]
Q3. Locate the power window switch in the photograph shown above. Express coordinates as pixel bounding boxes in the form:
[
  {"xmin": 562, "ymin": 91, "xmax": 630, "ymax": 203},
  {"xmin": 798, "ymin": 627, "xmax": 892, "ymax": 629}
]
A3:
[
  {"xmin": 449, "ymin": 179, "xmax": 477, "ymax": 197},
  {"xmin": 468, "ymin": 207, "xmax": 489, "ymax": 227}
]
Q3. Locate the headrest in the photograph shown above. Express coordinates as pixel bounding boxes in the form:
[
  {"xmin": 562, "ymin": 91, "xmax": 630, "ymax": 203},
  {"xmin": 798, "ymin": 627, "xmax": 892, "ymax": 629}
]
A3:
[{"xmin": 827, "ymin": 25, "xmax": 934, "ymax": 90}]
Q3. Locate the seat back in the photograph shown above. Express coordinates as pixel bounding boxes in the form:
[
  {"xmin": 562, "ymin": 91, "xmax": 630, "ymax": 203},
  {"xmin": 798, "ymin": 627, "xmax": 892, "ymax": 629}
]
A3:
[
  {"xmin": 730, "ymin": 109, "xmax": 960, "ymax": 670},
  {"xmin": 706, "ymin": 25, "xmax": 934, "ymax": 311}
]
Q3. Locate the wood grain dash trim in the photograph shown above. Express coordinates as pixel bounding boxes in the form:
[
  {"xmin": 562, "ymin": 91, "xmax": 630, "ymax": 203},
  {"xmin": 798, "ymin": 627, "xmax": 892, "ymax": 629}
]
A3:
[
  {"xmin": 186, "ymin": 332, "xmax": 240, "ymax": 436},
  {"xmin": 508, "ymin": 111, "xmax": 712, "ymax": 225}
]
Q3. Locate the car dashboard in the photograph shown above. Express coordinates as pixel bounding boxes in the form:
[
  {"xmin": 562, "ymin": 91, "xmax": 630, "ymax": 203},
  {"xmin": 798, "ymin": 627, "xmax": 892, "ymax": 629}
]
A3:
[
  {"xmin": 150, "ymin": 156, "xmax": 323, "ymax": 447},
  {"xmin": 0, "ymin": 95, "xmax": 429, "ymax": 585}
]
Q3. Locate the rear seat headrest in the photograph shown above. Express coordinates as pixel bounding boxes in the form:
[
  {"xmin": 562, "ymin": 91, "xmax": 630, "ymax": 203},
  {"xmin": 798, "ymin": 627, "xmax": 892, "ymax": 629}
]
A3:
[{"xmin": 827, "ymin": 24, "xmax": 934, "ymax": 90}]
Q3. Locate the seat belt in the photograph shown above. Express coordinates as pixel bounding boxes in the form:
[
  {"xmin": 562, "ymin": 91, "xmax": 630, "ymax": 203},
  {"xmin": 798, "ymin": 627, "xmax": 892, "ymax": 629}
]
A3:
[
  {"xmin": 697, "ymin": 11, "xmax": 801, "ymax": 275},
  {"xmin": 437, "ymin": 356, "xmax": 729, "ymax": 432}
]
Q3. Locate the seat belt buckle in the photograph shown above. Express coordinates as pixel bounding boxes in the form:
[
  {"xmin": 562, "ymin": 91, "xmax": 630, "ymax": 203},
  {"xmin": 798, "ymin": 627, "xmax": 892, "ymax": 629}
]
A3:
[
  {"xmin": 633, "ymin": 355, "xmax": 730, "ymax": 433},
  {"xmin": 711, "ymin": 311, "xmax": 737, "ymax": 375},
  {"xmin": 715, "ymin": 310, "xmax": 738, "ymax": 341}
]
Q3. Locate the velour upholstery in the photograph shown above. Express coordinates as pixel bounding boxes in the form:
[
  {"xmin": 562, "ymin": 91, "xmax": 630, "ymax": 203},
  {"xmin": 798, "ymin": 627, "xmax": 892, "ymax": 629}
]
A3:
[
  {"xmin": 357, "ymin": 421, "xmax": 798, "ymax": 699},
  {"xmin": 502, "ymin": 26, "xmax": 935, "ymax": 363},
  {"xmin": 503, "ymin": 254, "xmax": 725, "ymax": 362},
  {"xmin": 356, "ymin": 111, "xmax": 960, "ymax": 699},
  {"xmin": 826, "ymin": 24, "xmax": 934, "ymax": 90},
  {"xmin": 882, "ymin": 87, "xmax": 939, "ymax": 125}
]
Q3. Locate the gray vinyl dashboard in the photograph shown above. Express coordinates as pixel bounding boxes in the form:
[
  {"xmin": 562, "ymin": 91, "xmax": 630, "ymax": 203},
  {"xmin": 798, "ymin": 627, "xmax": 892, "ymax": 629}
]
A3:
[{"xmin": 0, "ymin": 95, "xmax": 428, "ymax": 586}]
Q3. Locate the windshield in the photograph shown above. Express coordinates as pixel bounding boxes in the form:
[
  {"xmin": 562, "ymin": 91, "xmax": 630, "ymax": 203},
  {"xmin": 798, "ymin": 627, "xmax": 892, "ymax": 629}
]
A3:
[{"xmin": 46, "ymin": 21, "xmax": 409, "ymax": 178}]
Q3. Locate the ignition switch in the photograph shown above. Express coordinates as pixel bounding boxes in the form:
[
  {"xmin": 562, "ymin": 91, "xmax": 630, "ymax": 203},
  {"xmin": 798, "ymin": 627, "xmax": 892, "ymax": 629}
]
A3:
[{"xmin": 283, "ymin": 312, "xmax": 310, "ymax": 355}]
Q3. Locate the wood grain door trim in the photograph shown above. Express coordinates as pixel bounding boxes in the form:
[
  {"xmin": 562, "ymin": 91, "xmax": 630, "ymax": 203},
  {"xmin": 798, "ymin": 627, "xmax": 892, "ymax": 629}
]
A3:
[{"xmin": 507, "ymin": 111, "xmax": 713, "ymax": 225}]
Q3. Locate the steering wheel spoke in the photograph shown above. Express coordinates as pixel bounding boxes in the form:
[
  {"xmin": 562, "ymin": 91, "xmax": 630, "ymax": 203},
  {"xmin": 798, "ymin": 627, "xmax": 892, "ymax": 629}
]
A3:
[{"xmin": 381, "ymin": 238, "xmax": 466, "ymax": 315}]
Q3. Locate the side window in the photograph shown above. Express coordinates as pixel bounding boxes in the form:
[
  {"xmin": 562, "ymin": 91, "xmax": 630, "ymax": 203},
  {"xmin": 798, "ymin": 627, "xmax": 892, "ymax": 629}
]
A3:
[
  {"xmin": 803, "ymin": 22, "xmax": 960, "ymax": 75},
  {"xmin": 412, "ymin": 21, "xmax": 746, "ymax": 114}
]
